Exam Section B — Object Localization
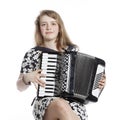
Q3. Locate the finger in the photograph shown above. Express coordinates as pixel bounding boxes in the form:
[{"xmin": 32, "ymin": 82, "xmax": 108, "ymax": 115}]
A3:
[
  {"xmin": 99, "ymin": 80, "xmax": 106, "ymax": 87},
  {"xmin": 36, "ymin": 73, "xmax": 46, "ymax": 80},
  {"xmin": 98, "ymin": 82, "xmax": 105, "ymax": 89},
  {"xmin": 99, "ymin": 79, "xmax": 106, "ymax": 83},
  {"xmin": 102, "ymin": 74, "xmax": 106, "ymax": 79},
  {"xmin": 98, "ymin": 82, "xmax": 105, "ymax": 86},
  {"xmin": 39, "ymin": 79, "xmax": 46, "ymax": 87},
  {"xmin": 39, "ymin": 73, "xmax": 46, "ymax": 78},
  {"xmin": 35, "ymin": 73, "xmax": 46, "ymax": 87},
  {"xmin": 35, "ymin": 78, "xmax": 46, "ymax": 87}
]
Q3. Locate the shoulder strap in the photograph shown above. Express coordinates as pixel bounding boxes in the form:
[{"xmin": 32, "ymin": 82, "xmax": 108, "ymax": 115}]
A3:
[{"xmin": 34, "ymin": 46, "xmax": 58, "ymax": 53}]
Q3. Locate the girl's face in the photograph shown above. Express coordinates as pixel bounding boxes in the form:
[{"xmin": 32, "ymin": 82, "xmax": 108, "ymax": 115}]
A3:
[{"xmin": 40, "ymin": 15, "xmax": 59, "ymax": 42}]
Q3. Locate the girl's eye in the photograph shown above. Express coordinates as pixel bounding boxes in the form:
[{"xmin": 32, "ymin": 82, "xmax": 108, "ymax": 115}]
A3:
[
  {"xmin": 52, "ymin": 23, "xmax": 56, "ymax": 25},
  {"xmin": 41, "ymin": 23, "xmax": 46, "ymax": 26}
]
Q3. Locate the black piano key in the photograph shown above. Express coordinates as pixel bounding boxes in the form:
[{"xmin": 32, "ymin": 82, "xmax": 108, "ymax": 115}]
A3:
[
  {"xmin": 46, "ymin": 79, "xmax": 55, "ymax": 82},
  {"xmin": 46, "ymin": 84, "xmax": 54, "ymax": 86},
  {"xmin": 45, "ymin": 91, "xmax": 54, "ymax": 93},
  {"xmin": 48, "ymin": 60, "xmax": 57, "ymax": 63},
  {"xmin": 47, "ymin": 65, "xmax": 57, "ymax": 67},
  {"xmin": 45, "ymin": 87, "xmax": 54, "ymax": 90},
  {"xmin": 48, "ymin": 57, "xmax": 57, "ymax": 59},
  {"xmin": 46, "ymin": 76, "xmax": 56, "ymax": 78}
]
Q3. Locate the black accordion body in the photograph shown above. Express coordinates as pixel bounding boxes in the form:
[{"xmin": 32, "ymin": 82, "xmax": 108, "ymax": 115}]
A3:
[{"xmin": 37, "ymin": 51, "xmax": 105, "ymax": 103}]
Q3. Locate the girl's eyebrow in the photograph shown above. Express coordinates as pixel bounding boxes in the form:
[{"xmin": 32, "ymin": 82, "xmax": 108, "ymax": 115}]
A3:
[{"xmin": 41, "ymin": 20, "xmax": 57, "ymax": 23}]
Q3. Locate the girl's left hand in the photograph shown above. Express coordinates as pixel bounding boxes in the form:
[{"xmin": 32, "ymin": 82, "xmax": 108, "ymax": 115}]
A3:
[{"xmin": 98, "ymin": 74, "xmax": 106, "ymax": 89}]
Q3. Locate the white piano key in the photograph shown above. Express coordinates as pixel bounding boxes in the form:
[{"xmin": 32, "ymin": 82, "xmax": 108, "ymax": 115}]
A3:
[
  {"xmin": 41, "ymin": 66, "xmax": 57, "ymax": 70},
  {"xmin": 39, "ymin": 87, "xmax": 45, "ymax": 93},
  {"xmin": 43, "ymin": 53, "xmax": 58, "ymax": 58},
  {"xmin": 45, "ymin": 81, "xmax": 55, "ymax": 85},
  {"xmin": 45, "ymin": 88, "xmax": 54, "ymax": 92},
  {"xmin": 41, "ymin": 68, "xmax": 56, "ymax": 73},
  {"xmin": 42, "ymin": 62, "xmax": 57, "ymax": 66},
  {"xmin": 41, "ymin": 65, "xmax": 57, "ymax": 69},
  {"xmin": 46, "ymin": 74, "xmax": 56, "ymax": 77},
  {"xmin": 44, "ymin": 92, "xmax": 54, "ymax": 96}
]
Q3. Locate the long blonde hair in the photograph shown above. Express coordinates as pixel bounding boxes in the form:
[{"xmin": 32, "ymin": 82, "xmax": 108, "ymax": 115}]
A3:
[{"xmin": 35, "ymin": 10, "xmax": 77, "ymax": 50}]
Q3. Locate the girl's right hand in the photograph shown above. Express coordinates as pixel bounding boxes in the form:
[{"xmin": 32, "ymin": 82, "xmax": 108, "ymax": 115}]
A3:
[{"xmin": 23, "ymin": 69, "xmax": 46, "ymax": 88}]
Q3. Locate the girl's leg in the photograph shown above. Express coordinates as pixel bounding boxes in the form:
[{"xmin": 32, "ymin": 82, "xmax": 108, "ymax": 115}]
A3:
[{"xmin": 43, "ymin": 98, "xmax": 80, "ymax": 120}]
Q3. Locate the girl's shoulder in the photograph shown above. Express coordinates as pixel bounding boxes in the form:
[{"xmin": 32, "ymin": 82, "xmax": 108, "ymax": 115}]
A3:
[
  {"xmin": 23, "ymin": 46, "xmax": 42, "ymax": 58},
  {"xmin": 67, "ymin": 45, "xmax": 79, "ymax": 52}
]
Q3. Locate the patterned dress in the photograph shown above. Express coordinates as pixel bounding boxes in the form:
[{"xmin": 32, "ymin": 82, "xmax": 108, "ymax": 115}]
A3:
[{"xmin": 20, "ymin": 46, "xmax": 88, "ymax": 120}]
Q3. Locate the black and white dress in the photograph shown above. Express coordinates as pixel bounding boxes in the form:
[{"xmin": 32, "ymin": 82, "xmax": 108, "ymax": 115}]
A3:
[{"xmin": 20, "ymin": 46, "xmax": 88, "ymax": 120}]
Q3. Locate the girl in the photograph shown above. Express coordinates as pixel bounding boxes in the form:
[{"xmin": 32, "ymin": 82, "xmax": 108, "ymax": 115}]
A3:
[{"xmin": 16, "ymin": 10, "xmax": 106, "ymax": 120}]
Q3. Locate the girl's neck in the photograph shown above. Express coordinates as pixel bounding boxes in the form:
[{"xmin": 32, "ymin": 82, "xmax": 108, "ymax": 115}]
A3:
[{"xmin": 43, "ymin": 41, "xmax": 58, "ymax": 51}]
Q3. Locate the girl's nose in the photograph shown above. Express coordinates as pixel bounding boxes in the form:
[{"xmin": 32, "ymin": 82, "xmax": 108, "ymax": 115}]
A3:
[{"xmin": 46, "ymin": 24, "xmax": 51, "ymax": 30}]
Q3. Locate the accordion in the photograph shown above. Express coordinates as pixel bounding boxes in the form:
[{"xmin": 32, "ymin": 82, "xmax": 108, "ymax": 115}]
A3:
[{"xmin": 37, "ymin": 51, "xmax": 105, "ymax": 103}]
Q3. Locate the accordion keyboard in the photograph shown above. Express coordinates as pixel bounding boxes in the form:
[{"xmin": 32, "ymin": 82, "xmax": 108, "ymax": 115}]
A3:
[{"xmin": 38, "ymin": 53, "xmax": 58, "ymax": 97}]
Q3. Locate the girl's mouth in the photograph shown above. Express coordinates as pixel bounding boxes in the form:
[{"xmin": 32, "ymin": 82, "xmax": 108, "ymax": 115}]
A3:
[{"xmin": 46, "ymin": 32, "xmax": 53, "ymax": 34}]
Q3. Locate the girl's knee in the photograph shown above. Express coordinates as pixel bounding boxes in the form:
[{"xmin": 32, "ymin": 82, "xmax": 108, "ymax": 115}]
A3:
[
  {"xmin": 44, "ymin": 98, "xmax": 80, "ymax": 120},
  {"xmin": 48, "ymin": 98, "xmax": 70, "ymax": 113}
]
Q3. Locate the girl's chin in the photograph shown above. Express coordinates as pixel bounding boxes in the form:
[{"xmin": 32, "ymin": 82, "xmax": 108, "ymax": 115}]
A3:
[{"xmin": 44, "ymin": 38, "xmax": 56, "ymax": 42}]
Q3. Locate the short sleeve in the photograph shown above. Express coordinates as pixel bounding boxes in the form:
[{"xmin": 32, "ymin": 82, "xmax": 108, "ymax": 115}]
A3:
[{"xmin": 20, "ymin": 48, "xmax": 42, "ymax": 73}]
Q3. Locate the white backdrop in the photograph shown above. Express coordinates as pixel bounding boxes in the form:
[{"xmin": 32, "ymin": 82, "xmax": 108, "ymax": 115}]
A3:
[{"xmin": 0, "ymin": 0, "xmax": 120, "ymax": 120}]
